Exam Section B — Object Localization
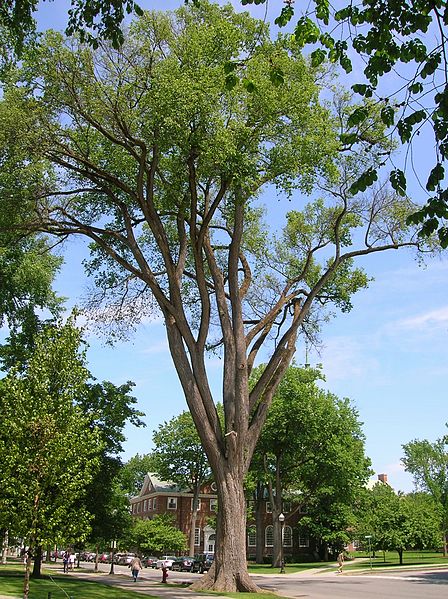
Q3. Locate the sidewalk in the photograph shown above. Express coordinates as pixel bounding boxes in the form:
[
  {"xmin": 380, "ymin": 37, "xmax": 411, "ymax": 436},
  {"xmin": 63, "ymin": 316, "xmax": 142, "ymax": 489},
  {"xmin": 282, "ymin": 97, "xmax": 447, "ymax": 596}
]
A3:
[{"xmin": 44, "ymin": 565, "xmax": 223, "ymax": 599}]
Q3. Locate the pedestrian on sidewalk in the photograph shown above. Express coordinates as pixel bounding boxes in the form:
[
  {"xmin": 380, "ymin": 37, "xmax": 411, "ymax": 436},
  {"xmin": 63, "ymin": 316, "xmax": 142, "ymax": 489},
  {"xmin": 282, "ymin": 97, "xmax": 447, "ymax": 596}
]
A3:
[
  {"xmin": 63, "ymin": 551, "xmax": 69, "ymax": 573},
  {"xmin": 161, "ymin": 562, "xmax": 169, "ymax": 583},
  {"xmin": 337, "ymin": 551, "xmax": 344, "ymax": 574},
  {"xmin": 129, "ymin": 555, "xmax": 143, "ymax": 582}
]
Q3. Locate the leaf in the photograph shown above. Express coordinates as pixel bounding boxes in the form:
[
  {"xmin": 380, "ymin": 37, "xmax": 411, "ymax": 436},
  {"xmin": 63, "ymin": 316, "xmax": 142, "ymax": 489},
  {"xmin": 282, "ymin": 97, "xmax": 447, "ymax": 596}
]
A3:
[
  {"xmin": 311, "ymin": 49, "xmax": 326, "ymax": 67},
  {"xmin": 347, "ymin": 107, "xmax": 369, "ymax": 128},
  {"xmin": 421, "ymin": 54, "xmax": 441, "ymax": 79},
  {"xmin": 242, "ymin": 78, "xmax": 256, "ymax": 93},
  {"xmin": 380, "ymin": 106, "xmax": 395, "ymax": 127},
  {"xmin": 315, "ymin": 0, "xmax": 330, "ymax": 25},
  {"xmin": 225, "ymin": 73, "xmax": 239, "ymax": 90},
  {"xmin": 339, "ymin": 132, "xmax": 358, "ymax": 146},
  {"xmin": 349, "ymin": 168, "xmax": 378, "ymax": 194},
  {"xmin": 426, "ymin": 163, "xmax": 445, "ymax": 191},
  {"xmin": 274, "ymin": 5, "xmax": 294, "ymax": 27},
  {"xmin": 408, "ymin": 82, "xmax": 423, "ymax": 94},
  {"xmin": 134, "ymin": 4, "xmax": 144, "ymax": 17},
  {"xmin": 269, "ymin": 67, "xmax": 285, "ymax": 87},
  {"xmin": 224, "ymin": 61, "xmax": 237, "ymax": 75},
  {"xmin": 390, "ymin": 169, "xmax": 407, "ymax": 196},
  {"xmin": 351, "ymin": 84, "xmax": 371, "ymax": 97}
]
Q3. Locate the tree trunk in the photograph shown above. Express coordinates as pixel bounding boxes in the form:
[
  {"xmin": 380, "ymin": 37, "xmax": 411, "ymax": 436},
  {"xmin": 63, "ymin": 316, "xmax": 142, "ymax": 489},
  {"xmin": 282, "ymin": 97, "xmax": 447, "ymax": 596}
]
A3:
[
  {"xmin": 23, "ymin": 552, "xmax": 32, "ymax": 599},
  {"xmin": 398, "ymin": 548, "xmax": 403, "ymax": 565},
  {"xmin": 443, "ymin": 531, "xmax": 447, "ymax": 557},
  {"xmin": 32, "ymin": 546, "xmax": 42, "ymax": 578},
  {"xmin": 1, "ymin": 529, "xmax": 8, "ymax": 564},
  {"xmin": 190, "ymin": 470, "xmax": 260, "ymax": 592}
]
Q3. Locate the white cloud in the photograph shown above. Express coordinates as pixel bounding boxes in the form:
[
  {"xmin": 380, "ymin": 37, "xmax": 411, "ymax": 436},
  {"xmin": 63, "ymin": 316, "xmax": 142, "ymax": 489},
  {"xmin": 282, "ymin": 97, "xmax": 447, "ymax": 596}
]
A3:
[
  {"xmin": 398, "ymin": 306, "xmax": 448, "ymax": 330},
  {"xmin": 316, "ymin": 336, "xmax": 380, "ymax": 382}
]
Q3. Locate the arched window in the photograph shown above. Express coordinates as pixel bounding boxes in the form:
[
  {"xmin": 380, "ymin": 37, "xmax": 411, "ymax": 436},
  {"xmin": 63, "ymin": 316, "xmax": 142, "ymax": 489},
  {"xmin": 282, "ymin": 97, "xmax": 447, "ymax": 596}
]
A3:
[
  {"xmin": 247, "ymin": 528, "xmax": 256, "ymax": 547},
  {"xmin": 283, "ymin": 525, "xmax": 293, "ymax": 547},
  {"xmin": 265, "ymin": 525, "xmax": 274, "ymax": 547}
]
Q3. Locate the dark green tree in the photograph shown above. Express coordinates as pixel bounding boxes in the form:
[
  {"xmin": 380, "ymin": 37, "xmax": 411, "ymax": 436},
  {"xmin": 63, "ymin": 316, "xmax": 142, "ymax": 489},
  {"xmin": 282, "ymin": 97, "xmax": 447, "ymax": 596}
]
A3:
[
  {"xmin": 250, "ymin": 365, "xmax": 371, "ymax": 564},
  {"xmin": 402, "ymin": 430, "xmax": 448, "ymax": 555},
  {"xmin": 150, "ymin": 410, "xmax": 212, "ymax": 557},
  {"xmin": 0, "ymin": 0, "xmax": 143, "ymax": 60},
  {"xmin": 120, "ymin": 453, "xmax": 154, "ymax": 498},
  {"xmin": 78, "ymin": 380, "xmax": 145, "ymax": 567}
]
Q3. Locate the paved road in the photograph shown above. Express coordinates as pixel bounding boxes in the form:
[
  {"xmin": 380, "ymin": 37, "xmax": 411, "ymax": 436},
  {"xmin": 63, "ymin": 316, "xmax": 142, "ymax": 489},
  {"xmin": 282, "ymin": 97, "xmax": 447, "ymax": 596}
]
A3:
[
  {"xmin": 64, "ymin": 561, "xmax": 448, "ymax": 599},
  {"xmin": 253, "ymin": 569, "xmax": 448, "ymax": 599}
]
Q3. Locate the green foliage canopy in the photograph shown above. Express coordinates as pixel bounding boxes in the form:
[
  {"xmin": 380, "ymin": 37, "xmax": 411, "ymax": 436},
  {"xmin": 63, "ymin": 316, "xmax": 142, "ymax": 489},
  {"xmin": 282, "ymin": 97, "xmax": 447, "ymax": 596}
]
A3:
[
  {"xmin": 0, "ymin": 321, "xmax": 103, "ymax": 548},
  {"xmin": 128, "ymin": 514, "xmax": 187, "ymax": 555}
]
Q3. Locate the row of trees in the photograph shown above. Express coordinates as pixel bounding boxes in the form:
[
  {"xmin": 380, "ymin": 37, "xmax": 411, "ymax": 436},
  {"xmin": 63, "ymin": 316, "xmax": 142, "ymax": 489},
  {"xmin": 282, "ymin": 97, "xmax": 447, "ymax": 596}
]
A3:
[
  {"xmin": 0, "ymin": 0, "xmax": 445, "ymax": 591},
  {"xmin": 140, "ymin": 372, "xmax": 448, "ymax": 565}
]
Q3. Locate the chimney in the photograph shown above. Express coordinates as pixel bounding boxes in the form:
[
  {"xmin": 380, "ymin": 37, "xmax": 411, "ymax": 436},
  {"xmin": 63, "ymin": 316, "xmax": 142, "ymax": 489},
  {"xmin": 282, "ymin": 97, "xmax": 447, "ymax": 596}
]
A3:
[{"xmin": 378, "ymin": 473, "xmax": 388, "ymax": 484}]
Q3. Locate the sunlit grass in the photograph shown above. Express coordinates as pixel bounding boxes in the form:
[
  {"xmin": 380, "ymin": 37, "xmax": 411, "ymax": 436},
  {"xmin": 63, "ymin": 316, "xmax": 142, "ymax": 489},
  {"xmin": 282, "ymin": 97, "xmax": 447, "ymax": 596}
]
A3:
[{"xmin": 0, "ymin": 566, "xmax": 156, "ymax": 599}]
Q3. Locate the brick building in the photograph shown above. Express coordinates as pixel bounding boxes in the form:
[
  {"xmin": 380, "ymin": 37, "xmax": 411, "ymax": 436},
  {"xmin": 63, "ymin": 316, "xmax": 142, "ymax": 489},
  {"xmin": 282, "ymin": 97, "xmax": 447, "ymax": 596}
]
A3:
[
  {"xmin": 130, "ymin": 474, "xmax": 218, "ymax": 554},
  {"xmin": 130, "ymin": 474, "xmax": 314, "ymax": 560}
]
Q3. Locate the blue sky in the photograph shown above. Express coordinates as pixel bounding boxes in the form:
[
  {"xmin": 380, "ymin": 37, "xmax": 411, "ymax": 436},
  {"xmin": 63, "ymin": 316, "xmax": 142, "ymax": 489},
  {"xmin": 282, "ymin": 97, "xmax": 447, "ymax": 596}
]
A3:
[{"xmin": 35, "ymin": 0, "xmax": 447, "ymax": 493}]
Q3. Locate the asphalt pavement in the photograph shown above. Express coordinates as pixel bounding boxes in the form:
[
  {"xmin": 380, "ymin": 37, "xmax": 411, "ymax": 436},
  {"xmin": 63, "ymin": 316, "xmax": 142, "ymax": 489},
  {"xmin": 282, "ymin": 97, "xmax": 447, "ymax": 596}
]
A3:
[{"xmin": 44, "ymin": 560, "xmax": 448, "ymax": 599}]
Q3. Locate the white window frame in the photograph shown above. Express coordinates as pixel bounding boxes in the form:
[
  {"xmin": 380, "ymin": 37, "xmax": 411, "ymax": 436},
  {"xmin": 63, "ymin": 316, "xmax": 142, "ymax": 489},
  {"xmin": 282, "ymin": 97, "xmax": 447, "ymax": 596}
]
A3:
[
  {"xmin": 282, "ymin": 502, "xmax": 291, "ymax": 513},
  {"xmin": 283, "ymin": 525, "xmax": 293, "ymax": 547},
  {"xmin": 167, "ymin": 497, "xmax": 177, "ymax": 510},
  {"xmin": 265, "ymin": 525, "xmax": 274, "ymax": 547},
  {"xmin": 194, "ymin": 528, "xmax": 201, "ymax": 546},
  {"xmin": 298, "ymin": 533, "xmax": 309, "ymax": 548},
  {"xmin": 247, "ymin": 529, "xmax": 256, "ymax": 547},
  {"xmin": 210, "ymin": 498, "xmax": 218, "ymax": 512}
]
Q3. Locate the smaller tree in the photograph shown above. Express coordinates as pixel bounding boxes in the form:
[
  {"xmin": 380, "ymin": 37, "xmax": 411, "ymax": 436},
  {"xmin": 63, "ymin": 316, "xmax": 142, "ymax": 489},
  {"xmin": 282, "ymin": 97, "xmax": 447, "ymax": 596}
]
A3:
[
  {"xmin": 250, "ymin": 365, "xmax": 371, "ymax": 564},
  {"xmin": 77, "ymin": 380, "xmax": 145, "ymax": 567},
  {"xmin": 128, "ymin": 514, "xmax": 187, "ymax": 557},
  {"xmin": 355, "ymin": 483, "xmax": 440, "ymax": 565},
  {"xmin": 0, "ymin": 321, "xmax": 103, "ymax": 598},
  {"xmin": 402, "ymin": 431, "xmax": 448, "ymax": 556},
  {"xmin": 150, "ymin": 411, "xmax": 212, "ymax": 557}
]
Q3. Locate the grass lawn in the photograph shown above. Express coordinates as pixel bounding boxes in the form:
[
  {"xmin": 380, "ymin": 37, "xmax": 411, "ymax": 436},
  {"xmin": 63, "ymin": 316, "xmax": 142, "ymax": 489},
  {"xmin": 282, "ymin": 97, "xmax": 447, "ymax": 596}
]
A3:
[
  {"xmin": 0, "ymin": 566, "xmax": 155, "ymax": 599},
  {"xmin": 346, "ymin": 550, "xmax": 448, "ymax": 570},
  {"xmin": 247, "ymin": 561, "xmax": 330, "ymax": 575},
  {"xmin": 248, "ymin": 550, "xmax": 448, "ymax": 574}
]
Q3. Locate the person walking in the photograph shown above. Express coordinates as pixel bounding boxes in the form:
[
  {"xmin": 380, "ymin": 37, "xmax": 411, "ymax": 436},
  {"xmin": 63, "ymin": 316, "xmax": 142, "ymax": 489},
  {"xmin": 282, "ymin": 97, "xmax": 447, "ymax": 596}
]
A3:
[
  {"xmin": 62, "ymin": 551, "xmax": 69, "ymax": 573},
  {"xmin": 128, "ymin": 555, "xmax": 143, "ymax": 582},
  {"xmin": 337, "ymin": 551, "xmax": 344, "ymax": 574},
  {"xmin": 68, "ymin": 552, "xmax": 76, "ymax": 571}
]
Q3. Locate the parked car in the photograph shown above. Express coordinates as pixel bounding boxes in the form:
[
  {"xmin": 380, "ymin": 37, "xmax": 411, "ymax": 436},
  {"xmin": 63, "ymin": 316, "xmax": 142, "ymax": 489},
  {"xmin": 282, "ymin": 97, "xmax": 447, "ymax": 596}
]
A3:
[
  {"xmin": 99, "ymin": 552, "xmax": 112, "ymax": 563},
  {"xmin": 117, "ymin": 553, "xmax": 136, "ymax": 565},
  {"xmin": 155, "ymin": 555, "xmax": 177, "ymax": 569},
  {"xmin": 141, "ymin": 556, "xmax": 158, "ymax": 568},
  {"xmin": 171, "ymin": 556, "xmax": 195, "ymax": 572},
  {"xmin": 192, "ymin": 553, "xmax": 214, "ymax": 573}
]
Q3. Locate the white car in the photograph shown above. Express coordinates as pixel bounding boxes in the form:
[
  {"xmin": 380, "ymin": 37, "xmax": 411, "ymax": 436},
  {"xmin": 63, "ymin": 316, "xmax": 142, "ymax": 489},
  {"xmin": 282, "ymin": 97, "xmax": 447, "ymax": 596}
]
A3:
[{"xmin": 155, "ymin": 555, "xmax": 177, "ymax": 569}]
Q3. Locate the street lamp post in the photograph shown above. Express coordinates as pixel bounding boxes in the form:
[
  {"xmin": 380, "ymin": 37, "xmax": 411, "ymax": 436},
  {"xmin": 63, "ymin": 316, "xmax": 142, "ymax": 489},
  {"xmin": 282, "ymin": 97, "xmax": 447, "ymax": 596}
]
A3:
[
  {"xmin": 279, "ymin": 513, "xmax": 285, "ymax": 574},
  {"xmin": 109, "ymin": 540, "xmax": 117, "ymax": 575},
  {"xmin": 365, "ymin": 535, "xmax": 372, "ymax": 571}
]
